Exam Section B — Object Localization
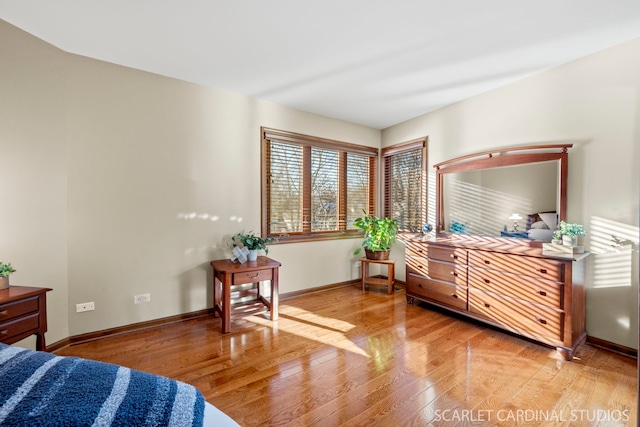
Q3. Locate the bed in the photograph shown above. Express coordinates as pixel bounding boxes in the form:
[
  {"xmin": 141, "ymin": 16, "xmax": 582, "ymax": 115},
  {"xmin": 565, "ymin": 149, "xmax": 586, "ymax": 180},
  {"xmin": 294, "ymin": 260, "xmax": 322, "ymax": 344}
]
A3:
[
  {"xmin": 0, "ymin": 343, "xmax": 239, "ymax": 427},
  {"xmin": 525, "ymin": 211, "xmax": 557, "ymax": 242}
]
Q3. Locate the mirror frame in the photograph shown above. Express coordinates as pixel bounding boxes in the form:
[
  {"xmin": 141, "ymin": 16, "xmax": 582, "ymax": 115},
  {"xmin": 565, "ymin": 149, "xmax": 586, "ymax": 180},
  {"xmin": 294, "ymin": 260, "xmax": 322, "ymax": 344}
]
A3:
[{"xmin": 434, "ymin": 144, "xmax": 572, "ymax": 235}]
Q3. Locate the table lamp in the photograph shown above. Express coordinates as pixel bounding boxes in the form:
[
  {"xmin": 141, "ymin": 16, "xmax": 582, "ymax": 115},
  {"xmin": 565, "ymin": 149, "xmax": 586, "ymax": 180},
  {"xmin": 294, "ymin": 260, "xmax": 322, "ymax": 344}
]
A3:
[{"xmin": 509, "ymin": 213, "xmax": 523, "ymax": 232}]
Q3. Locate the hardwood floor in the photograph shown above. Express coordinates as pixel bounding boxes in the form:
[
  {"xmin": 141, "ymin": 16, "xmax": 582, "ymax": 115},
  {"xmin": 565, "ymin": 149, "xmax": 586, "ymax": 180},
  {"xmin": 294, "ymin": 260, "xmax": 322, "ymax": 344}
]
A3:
[{"xmin": 56, "ymin": 284, "xmax": 637, "ymax": 426}]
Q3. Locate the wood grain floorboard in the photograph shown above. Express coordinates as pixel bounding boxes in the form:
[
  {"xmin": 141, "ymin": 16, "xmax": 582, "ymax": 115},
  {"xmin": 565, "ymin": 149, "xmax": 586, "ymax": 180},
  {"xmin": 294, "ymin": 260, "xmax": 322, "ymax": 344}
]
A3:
[{"xmin": 56, "ymin": 285, "xmax": 637, "ymax": 426}]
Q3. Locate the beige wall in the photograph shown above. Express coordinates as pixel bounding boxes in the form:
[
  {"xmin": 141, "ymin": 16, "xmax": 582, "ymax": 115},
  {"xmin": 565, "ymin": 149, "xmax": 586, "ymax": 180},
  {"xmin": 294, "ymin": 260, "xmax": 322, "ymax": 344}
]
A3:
[
  {"xmin": 0, "ymin": 19, "xmax": 380, "ymax": 342},
  {"xmin": 0, "ymin": 20, "xmax": 69, "ymax": 346},
  {"xmin": 383, "ymin": 38, "xmax": 640, "ymax": 349},
  {"xmin": 3, "ymin": 16, "xmax": 638, "ymax": 350}
]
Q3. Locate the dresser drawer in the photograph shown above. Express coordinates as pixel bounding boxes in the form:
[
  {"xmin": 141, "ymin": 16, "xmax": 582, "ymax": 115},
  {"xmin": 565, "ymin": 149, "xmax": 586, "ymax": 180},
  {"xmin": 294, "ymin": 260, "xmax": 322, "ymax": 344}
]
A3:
[
  {"xmin": 468, "ymin": 270, "xmax": 563, "ymax": 309},
  {"xmin": 406, "ymin": 257, "xmax": 466, "ymax": 286},
  {"xmin": 0, "ymin": 312, "xmax": 40, "ymax": 342},
  {"xmin": 426, "ymin": 260, "xmax": 467, "ymax": 285},
  {"xmin": 468, "ymin": 289, "xmax": 564, "ymax": 343},
  {"xmin": 469, "ymin": 251, "xmax": 564, "ymax": 282},
  {"xmin": 0, "ymin": 296, "xmax": 39, "ymax": 322},
  {"xmin": 407, "ymin": 275, "xmax": 468, "ymax": 311},
  {"xmin": 406, "ymin": 244, "xmax": 467, "ymax": 264},
  {"xmin": 233, "ymin": 269, "xmax": 273, "ymax": 285}
]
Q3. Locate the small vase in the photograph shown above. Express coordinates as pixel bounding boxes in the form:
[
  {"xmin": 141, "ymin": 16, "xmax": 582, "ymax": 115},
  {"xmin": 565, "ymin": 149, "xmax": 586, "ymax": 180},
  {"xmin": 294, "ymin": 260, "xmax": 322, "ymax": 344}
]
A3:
[
  {"xmin": 0, "ymin": 276, "xmax": 9, "ymax": 290},
  {"xmin": 562, "ymin": 235, "xmax": 577, "ymax": 247},
  {"xmin": 248, "ymin": 250, "xmax": 258, "ymax": 261}
]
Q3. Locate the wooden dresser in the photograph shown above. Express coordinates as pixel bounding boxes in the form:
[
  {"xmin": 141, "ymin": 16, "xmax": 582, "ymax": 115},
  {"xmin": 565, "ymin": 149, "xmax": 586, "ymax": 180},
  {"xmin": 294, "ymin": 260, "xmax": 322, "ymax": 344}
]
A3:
[
  {"xmin": 405, "ymin": 237, "xmax": 588, "ymax": 360},
  {"xmin": 0, "ymin": 286, "xmax": 52, "ymax": 351}
]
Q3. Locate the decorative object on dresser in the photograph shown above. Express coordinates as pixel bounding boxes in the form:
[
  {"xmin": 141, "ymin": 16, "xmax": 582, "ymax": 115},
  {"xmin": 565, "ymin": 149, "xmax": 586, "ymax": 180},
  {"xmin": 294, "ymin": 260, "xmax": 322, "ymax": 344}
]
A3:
[
  {"xmin": 558, "ymin": 220, "xmax": 586, "ymax": 246},
  {"xmin": 0, "ymin": 261, "xmax": 16, "ymax": 290},
  {"xmin": 543, "ymin": 221, "xmax": 586, "ymax": 254},
  {"xmin": 210, "ymin": 256, "xmax": 280, "ymax": 333},
  {"xmin": 0, "ymin": 286, "xmax": 52, "ymax": 351},
  {"xmin": 405, "ymin": 237, "xmax": 588, "ymax": 360},
  {"xmin": 353, "ymin": 211, "xmax": 399, "ymax": 260}
]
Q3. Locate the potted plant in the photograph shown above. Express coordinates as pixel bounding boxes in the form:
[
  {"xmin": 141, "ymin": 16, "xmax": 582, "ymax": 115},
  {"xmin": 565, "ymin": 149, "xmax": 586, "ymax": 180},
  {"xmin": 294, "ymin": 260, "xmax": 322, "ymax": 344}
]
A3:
[
  {"xmin": 0, "ymin": 261, "xmax": 16, "ymax": 290},
  {"xmin": 558, "ymin": 221, "xmax": 586, "ymax": 246},
  {"xmin": 231, "ymin": 231, "xmax": 275, "ymax": 261},
  {"xmin": 353, "ymin": 211, "xmax": 399, "ymax": 260}
]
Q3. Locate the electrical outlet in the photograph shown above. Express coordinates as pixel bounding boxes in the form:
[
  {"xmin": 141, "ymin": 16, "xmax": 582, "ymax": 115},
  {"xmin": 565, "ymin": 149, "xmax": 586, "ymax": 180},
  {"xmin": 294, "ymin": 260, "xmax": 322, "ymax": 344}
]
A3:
[
  {"xmin": 134, "ymin": 293, "xmax": 151, "ymax": 304},
  {"xmin": 76, "ymin": 302, "xmax": 95, "ymax": 312}
]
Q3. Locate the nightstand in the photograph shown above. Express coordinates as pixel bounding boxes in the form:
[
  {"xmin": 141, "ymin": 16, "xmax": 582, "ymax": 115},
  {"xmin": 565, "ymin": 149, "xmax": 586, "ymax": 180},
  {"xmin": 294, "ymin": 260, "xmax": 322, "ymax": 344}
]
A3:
[{"xmin": 0, "ymin": 286, "xmax": 52, "ymax": 351}]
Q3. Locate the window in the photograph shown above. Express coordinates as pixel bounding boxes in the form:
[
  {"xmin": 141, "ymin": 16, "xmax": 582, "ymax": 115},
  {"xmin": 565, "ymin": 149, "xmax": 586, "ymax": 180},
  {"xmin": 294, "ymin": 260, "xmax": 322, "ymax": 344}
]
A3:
[
  {"xmin": 262, "ymin": 127, "xmax": 378, "ymax": 242},
  {"xmin": 382, "ymin": 138, "xmax": 427, "ymax": 232}
]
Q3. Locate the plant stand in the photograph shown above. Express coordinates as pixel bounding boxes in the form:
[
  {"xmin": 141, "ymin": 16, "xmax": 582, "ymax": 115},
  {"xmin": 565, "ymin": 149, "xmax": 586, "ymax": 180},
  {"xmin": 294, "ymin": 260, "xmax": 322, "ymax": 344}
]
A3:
[{"xmin": 361, "ymin": 258, "xmax": 395, "ymax": 295}]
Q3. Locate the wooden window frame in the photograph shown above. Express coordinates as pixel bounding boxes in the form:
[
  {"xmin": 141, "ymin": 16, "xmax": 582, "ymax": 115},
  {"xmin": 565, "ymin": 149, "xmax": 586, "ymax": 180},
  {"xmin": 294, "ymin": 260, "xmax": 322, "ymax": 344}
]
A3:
[
  {"xmin": 261, "ymin": 127, "xmax": 378, "ymax": 244},
  {"xmin": 382, "ymin": 137, "xmax": 428, "ymax": 233}
]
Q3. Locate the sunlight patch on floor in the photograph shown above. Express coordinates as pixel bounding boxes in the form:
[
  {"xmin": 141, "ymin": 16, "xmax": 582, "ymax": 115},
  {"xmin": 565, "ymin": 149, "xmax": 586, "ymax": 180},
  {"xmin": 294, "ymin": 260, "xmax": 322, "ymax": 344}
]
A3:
[{"xmin": 245, "ymin": 306, "xmax": 369, "ymax": 357}]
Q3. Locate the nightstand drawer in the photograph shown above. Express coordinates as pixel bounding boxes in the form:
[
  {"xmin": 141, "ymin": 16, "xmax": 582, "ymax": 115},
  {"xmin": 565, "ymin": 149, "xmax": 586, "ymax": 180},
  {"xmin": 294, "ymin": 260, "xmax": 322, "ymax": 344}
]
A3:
[
  {"xmin": 0, "ymin": 312, "xmax": 40, "ymax": 342},
  {"xmin": 233, "ymin": 269, "xmax": 273, "ymax": 285},
  {"xmin": 0, "ymin": 296, "xmax": 39, "ymax": 322}
]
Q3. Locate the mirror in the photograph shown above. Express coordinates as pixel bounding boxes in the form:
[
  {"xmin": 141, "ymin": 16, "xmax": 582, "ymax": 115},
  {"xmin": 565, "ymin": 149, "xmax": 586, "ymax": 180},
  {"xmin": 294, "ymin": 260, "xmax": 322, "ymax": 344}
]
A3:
[{"xmin": 435, "ymin": 145, "xmax": 571, "ymax": 241}]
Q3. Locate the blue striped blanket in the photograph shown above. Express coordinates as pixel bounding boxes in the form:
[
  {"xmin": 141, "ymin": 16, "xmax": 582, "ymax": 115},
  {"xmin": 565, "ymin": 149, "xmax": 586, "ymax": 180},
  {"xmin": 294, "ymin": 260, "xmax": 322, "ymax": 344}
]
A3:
[{"xmin": 0, "ymin": 343, "xmax": 204, "ymax": 426}]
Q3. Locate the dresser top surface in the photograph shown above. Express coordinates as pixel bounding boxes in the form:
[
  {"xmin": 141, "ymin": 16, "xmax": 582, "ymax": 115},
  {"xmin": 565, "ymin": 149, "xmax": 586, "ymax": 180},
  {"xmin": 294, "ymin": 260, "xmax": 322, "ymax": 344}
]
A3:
[{"xmin": 404, "ymin": 235, "xmax": 589, "ymax": 261}]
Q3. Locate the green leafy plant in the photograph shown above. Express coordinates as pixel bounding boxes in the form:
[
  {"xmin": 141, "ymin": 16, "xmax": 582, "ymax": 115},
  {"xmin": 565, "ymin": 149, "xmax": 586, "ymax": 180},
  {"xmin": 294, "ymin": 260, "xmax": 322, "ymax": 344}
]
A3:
[
  {"xmin": 0, "ymin": 261, "xmax": 16, "ymax": 277},
  {"xmin": 231, "ymin": 231, "xmax": 275, "ymax": 255},
  {"xmin": 558, "ymin": 221, "xmax": 586, "ymax": 237},
  {"xmin": 352, "ymin": 211, "xmax": 399, "ymax": 255}
]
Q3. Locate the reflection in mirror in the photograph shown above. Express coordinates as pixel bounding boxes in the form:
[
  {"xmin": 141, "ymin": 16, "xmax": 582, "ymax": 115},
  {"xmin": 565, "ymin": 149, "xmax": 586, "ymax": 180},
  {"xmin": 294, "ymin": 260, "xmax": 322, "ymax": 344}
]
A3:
[
  {"xmin": 435, "ymin": 144, "xmax": 571, "ymax": 242},
  {"xmin": 443, "ymin": 161, "xmax": 558, "ymax": 238}
]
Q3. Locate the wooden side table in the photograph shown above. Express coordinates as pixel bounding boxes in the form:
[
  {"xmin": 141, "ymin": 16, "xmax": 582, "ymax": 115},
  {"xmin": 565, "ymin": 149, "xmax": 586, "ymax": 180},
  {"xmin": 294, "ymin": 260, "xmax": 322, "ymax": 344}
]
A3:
[
  {"xmin": 0, "ymin": 286, "xmax": 52, "ymax": 351},
  {"xmin": 210, "ymin": 256, "xmax": 281, "ymax": 333},
  {"xmin": 361, "ymin": 258, "xmax": 395, "ymax": 295}
]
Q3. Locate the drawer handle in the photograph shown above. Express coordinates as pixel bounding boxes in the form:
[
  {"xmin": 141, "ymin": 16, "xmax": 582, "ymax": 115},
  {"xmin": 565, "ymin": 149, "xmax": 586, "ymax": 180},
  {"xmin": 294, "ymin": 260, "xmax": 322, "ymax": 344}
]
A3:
[
  {"xmin": 484, "ymin": 279, "xmax": 490, "ymax": 284},
  {"xmin": 539, "ymin": 269, "xmax": 548, "ymax": 274},
  {"xmin": 418, "ymin": 284, "xmax": 423, "ymax": 288},
  {"xmin": 451, "ymin": 272, "xmax": 458, "ymax": 277},
  {"xmin": 537, "ymin": 290, "xmax": 547, "ymax": 297},
  {"xmin": 246, "ymin": 273, "xmax": 260, "ymax": 279},
  {"xmin": 0, "ymin": 310, "xmax": 7, "ymax": 317},
  {"xmin": 484, "ymin": 303, "xmax": 491, "ymax": 308},
  {"xmin": 450, "ymin": 254, "xmax": 458, "ymax": 260},
  {"xmin": 535, "ymin": 317, "xmax": 547, "ymax": 325},
  {"xmin": 484, "ymin": 260, "xmax": 491, "ymax": 265},
  {"xmin": 451, "ymin": 294, "xmax": 458, "ymax": 299}
]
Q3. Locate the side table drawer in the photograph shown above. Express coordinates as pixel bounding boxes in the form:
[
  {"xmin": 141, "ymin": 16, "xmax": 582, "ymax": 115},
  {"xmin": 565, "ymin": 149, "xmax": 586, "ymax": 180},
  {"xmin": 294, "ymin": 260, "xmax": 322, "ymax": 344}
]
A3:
[
  {"xmin": 233, "ymin": 269, "xmax": 273, "ymax": 285},
  {"xmin": 0, "ymin": 296, "xmax": 39, "ymax": 322},
  {"xmin": 0, "ymin": 312, "xmax": 40, "ymax": 342}
]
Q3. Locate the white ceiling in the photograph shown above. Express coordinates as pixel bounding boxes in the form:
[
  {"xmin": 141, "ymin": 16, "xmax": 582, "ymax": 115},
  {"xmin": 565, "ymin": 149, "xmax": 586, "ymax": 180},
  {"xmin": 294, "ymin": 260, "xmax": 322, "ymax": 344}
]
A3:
[{"xmin": 2, "ymin": 1, "xmax": 640, "ymax": 129}]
